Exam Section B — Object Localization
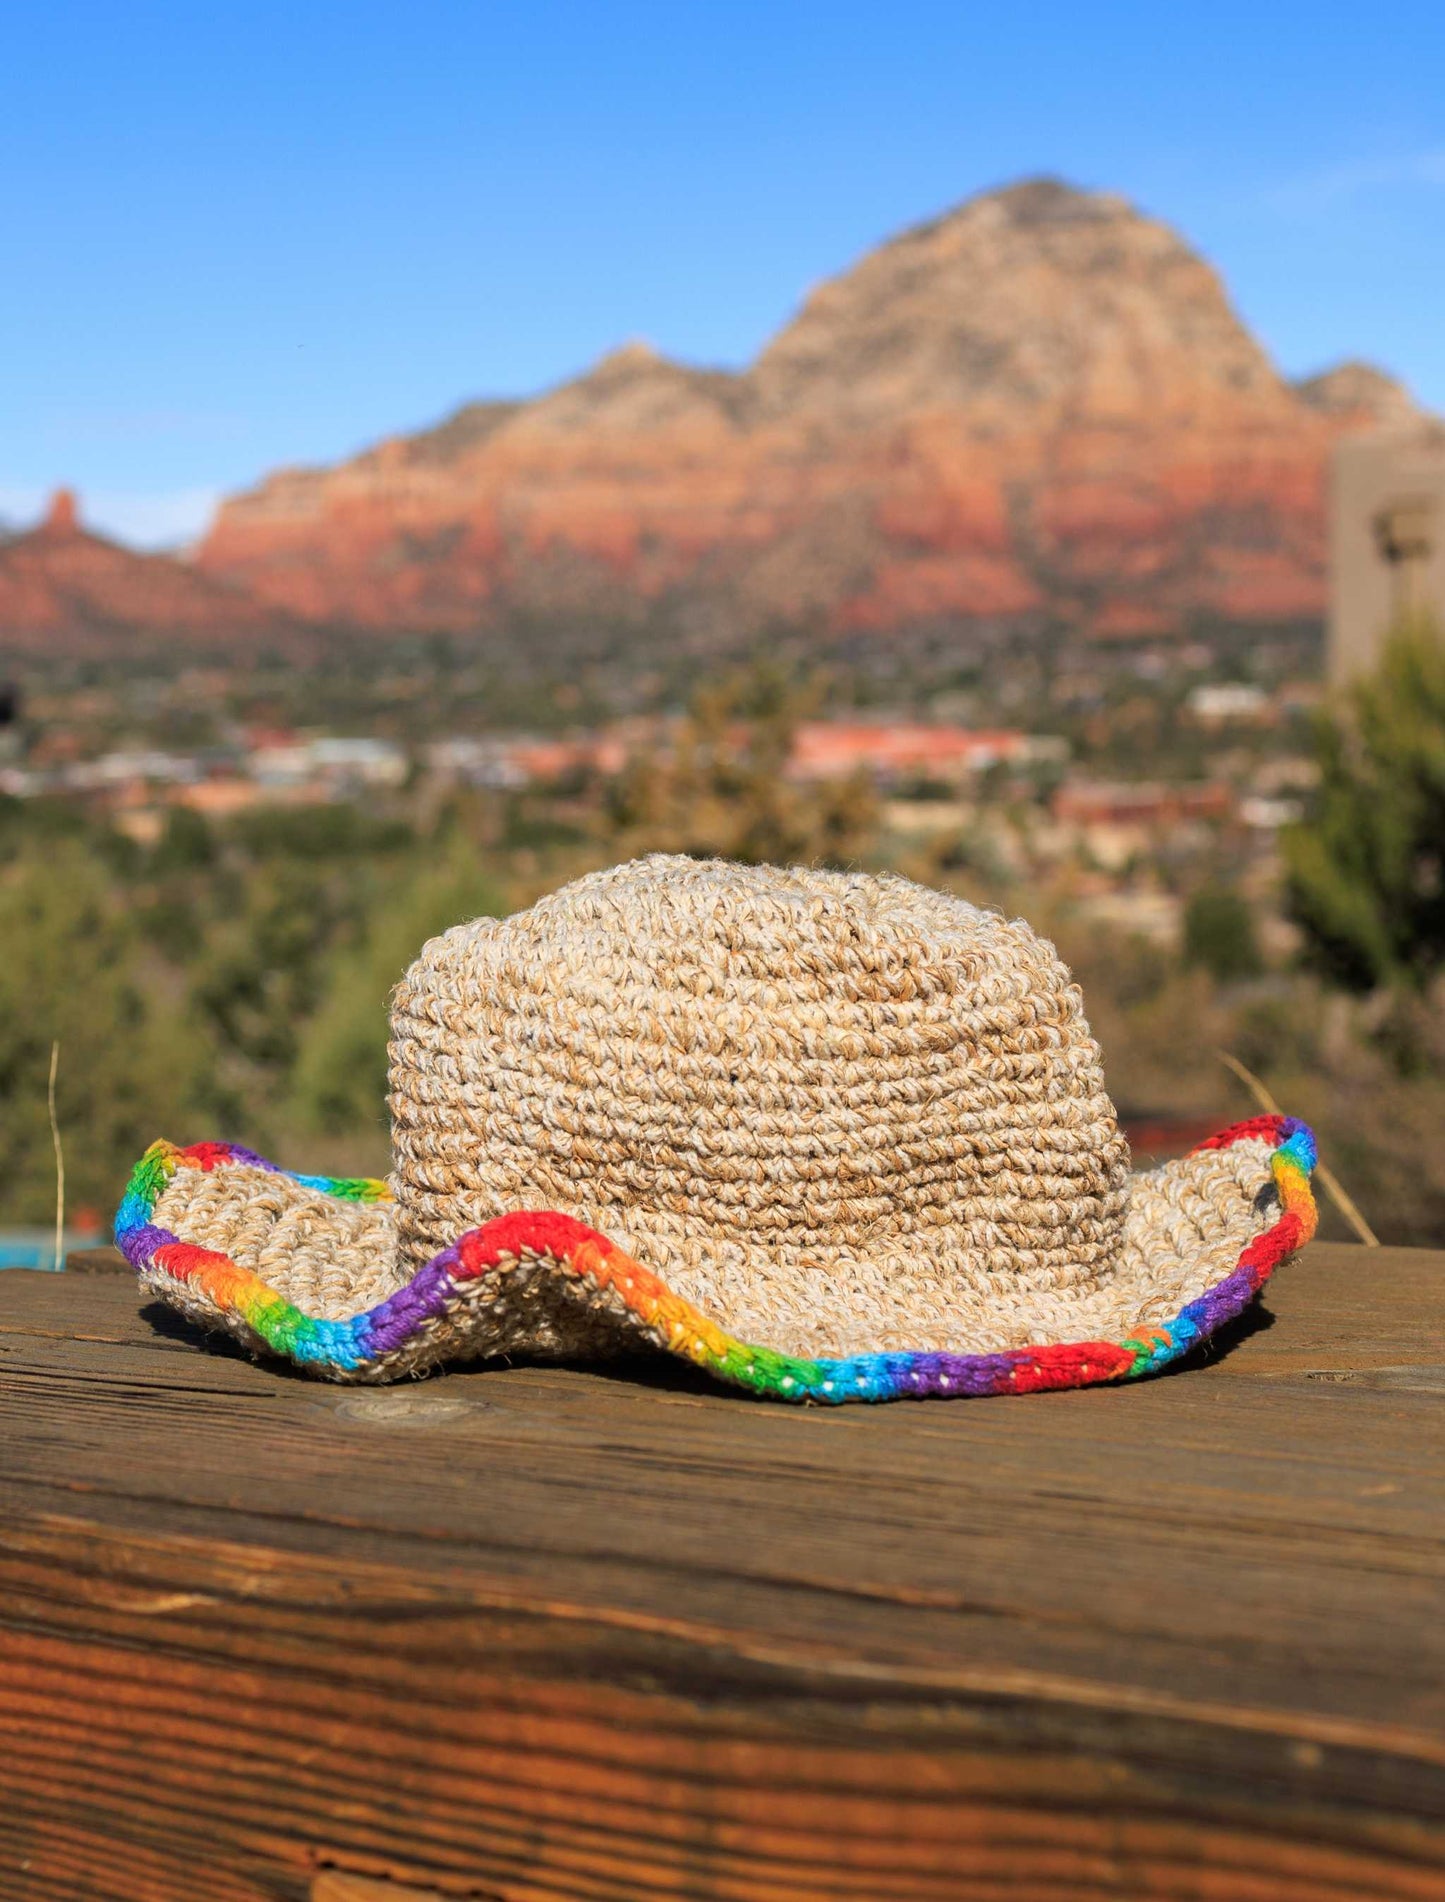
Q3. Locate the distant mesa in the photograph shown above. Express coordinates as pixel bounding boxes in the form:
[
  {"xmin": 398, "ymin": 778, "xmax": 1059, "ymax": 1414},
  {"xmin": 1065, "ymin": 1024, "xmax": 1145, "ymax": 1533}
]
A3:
[
  {"xmin": 0, "ymin": 483, "xmax": 305, "ymax": 655},
  {"xmin": 4, "ymin": 179, "xmax": 1430, "ymax": 655}
]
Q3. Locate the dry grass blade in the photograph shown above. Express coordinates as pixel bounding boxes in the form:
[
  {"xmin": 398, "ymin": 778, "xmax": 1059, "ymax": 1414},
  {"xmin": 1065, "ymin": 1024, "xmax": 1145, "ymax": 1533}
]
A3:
[
  {"xmin": 48, "ymin": 1039, "xmax": 65, "ymax": 1273},
  {"xmin": 1216, "ymin": 1049, "xmax": 1379, "ymax": 1247}
]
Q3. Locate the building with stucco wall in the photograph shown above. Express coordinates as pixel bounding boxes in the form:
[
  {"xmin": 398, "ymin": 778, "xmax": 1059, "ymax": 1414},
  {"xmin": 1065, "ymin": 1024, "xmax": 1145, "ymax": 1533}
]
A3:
[{"xmin": 1330, "ymin": 423, "xmax": 1445, "ymax": 683}]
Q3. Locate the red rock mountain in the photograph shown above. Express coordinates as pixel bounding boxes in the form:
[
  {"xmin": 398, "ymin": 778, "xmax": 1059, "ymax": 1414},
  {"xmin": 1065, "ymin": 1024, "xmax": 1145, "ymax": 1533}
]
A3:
[
  {"xmin": 198, "ymin": 180, "xmax": 1425, "ymax": 642},
  {"xmin": 19, "ymin": 179, "xmax": 1420, "ymax": 652},
  {"xmin": 0, "ymin": 490, "xmax": 300, "ymax": 655}
]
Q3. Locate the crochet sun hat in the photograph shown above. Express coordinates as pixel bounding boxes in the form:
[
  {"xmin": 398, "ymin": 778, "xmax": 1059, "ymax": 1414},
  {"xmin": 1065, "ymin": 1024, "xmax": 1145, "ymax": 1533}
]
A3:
[{"xmin": 116, "ymin": 856, "xmax": 1317, "ymax": 1402}]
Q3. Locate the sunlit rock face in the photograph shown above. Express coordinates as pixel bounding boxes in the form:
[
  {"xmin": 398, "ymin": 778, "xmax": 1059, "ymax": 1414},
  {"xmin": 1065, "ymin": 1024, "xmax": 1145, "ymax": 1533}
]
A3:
[
  {"xmin": 0, "ymin": 489, "xmax": 298, "ymax": 654},
  {"xmin": 197, "ymin": 179, "xmax": 1424, "ymax": 642}
]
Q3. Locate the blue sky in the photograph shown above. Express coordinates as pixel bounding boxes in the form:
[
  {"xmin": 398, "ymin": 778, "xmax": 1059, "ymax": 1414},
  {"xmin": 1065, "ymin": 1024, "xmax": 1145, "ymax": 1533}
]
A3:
[{"xmin": 4, "ymin": 0, "xmax": 1443, "ymax": 546}]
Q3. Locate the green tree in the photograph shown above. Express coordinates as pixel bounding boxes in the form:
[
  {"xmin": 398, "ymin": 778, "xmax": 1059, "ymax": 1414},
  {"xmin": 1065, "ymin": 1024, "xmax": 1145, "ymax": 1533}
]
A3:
[
  {"xmin": 0, "ymin": 842, "xmax": 199, "ymax": 1224},
  {"xmin": 192, "ymin": 859, "xmax": 356, "ymax": 1075},
  {"xmin": 151, "ymin": 804, "xmax": 213, "ymax": 874},
  {"xmin": 1284, "ymin": 620, "xmax": 1445, "ymax": 993},
  {"xmin": 607, "ymin": 663, "xmax": 878, "ymax": 868},
  {"xmin": 288, "ymin": 850, "xmax": 503, "ymax": 1136},
  {"xmin": 1182, "ymin": 885, "xmax": 1262, "ymax": 984}
]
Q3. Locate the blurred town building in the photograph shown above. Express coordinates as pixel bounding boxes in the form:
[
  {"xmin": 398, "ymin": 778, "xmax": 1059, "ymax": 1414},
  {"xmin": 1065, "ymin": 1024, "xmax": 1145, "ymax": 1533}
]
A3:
[
  {"xmin": 785, "ymin": 724, "xmax": 1064, "ymax": 784},
  {"xmin": 1330, "ymin": 422, "xmax": 1445, "ymax": 682}
]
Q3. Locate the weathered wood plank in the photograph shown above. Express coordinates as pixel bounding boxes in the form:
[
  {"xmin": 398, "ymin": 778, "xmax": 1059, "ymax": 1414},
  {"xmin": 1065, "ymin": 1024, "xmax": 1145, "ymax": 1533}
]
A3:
[
  {"xmin": 61, "ymin": 1247, "xmax": 130, "ymax": 1276},
  {"xmin": 312, "ymin": 1878, "xmax": 452, "ymax": 1902},
  {"xmin": 0, "ymin": 1244, "xmax": 1441, "ymax": 1900}
]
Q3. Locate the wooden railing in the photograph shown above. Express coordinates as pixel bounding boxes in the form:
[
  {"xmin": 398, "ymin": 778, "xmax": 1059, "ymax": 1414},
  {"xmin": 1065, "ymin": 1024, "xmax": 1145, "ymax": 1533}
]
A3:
[{"xmin": 0, "ymin": 1242, "xmax": 1440, "ymax": 1900}]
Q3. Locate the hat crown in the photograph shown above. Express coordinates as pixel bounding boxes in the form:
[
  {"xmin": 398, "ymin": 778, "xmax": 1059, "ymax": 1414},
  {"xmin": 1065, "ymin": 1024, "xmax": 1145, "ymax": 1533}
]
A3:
[{"xmin": 388, "ymin": 858, "xmax": 1130, "ymax": 1328}]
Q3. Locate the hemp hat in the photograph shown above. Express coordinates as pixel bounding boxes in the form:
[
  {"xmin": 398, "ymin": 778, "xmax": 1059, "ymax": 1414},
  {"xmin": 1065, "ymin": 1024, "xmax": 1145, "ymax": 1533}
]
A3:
[{"xmin": 117, "ymin": 856, "xmax": 1318, "ymax": 1401}]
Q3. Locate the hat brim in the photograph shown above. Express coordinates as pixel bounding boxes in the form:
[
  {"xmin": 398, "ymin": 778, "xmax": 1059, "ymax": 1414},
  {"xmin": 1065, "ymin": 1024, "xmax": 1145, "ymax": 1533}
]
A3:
[{"xmin": 115, "ymin": 1117, "xmax": 1316, "ymax": 1401}]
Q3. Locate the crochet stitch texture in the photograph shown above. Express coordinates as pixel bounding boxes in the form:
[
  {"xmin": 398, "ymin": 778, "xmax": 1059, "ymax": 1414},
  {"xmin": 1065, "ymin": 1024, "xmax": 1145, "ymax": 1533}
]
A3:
[{"xmin": 116, "ymin": 857, "xmax": 1318, "ymax": 1397}]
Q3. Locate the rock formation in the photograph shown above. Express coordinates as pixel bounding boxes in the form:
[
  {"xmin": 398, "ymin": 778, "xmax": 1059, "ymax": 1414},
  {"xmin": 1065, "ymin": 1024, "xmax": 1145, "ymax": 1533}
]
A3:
[
  {"xmin": 1293, "ymin": 361, "xmax": 1423, "ymax": 432},
  {"xmin": 17, "ymin": 180, "xmax": 1424, "ymax": 653},
  {"xmin": 201, "ymin": 179, "xmax": 1424, "ymax": 643},
  {"xmin": 0, "ymin": 490, "xmax": 302, "ymax": 655}
]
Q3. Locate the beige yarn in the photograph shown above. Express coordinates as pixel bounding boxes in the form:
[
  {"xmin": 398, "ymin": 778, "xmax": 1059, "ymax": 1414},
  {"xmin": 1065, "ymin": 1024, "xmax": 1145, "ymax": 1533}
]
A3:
[{"xmin": 153, "ymin": 856, "xmax": 1282, "ymax": 1362}]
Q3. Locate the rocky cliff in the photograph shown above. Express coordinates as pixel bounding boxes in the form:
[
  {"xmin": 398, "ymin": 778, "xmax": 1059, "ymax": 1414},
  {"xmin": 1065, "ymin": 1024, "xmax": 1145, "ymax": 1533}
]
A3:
[
  {"xmin": 0, "ymin": 490, "xmax": 302, "ymax": 656},
  {"xmin": 197, "ymin": 179, "xmax": 1423, "ymax": 641}
]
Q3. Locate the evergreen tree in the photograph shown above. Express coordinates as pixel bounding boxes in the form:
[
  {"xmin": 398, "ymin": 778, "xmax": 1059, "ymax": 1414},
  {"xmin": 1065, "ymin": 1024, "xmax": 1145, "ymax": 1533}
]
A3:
[
  {"xmin": 288, "ymin": 850, "xmax": 503, "ymax": 1136},
  {"xmin": 1284, "ymin": 620, "xmax": 1445, "ymax": 993},
  {"xmin": 1183, "ymin": 885, "xmax": 1263, "ymax": 983}
]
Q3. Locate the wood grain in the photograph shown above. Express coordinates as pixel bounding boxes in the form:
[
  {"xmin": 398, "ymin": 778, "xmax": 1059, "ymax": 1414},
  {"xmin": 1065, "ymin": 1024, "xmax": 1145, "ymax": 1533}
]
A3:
[
  {"xmin": 60, "ymin": 1247, "xmax": 130, "ymax": 1276},
  {"xmin": 312, "ymin": 1876, "xmax": 452, "ymax": 1901},
  {"xmin": 0, "ymin": 1242, "xmax": 1441, "ymax": 1900}
]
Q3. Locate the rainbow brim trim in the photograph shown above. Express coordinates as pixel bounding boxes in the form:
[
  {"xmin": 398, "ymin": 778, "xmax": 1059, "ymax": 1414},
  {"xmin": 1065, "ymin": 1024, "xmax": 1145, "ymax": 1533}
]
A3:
[{"xmin": 115, "ymin": 1117, "xmax": 1317, "ymax": 1402}]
